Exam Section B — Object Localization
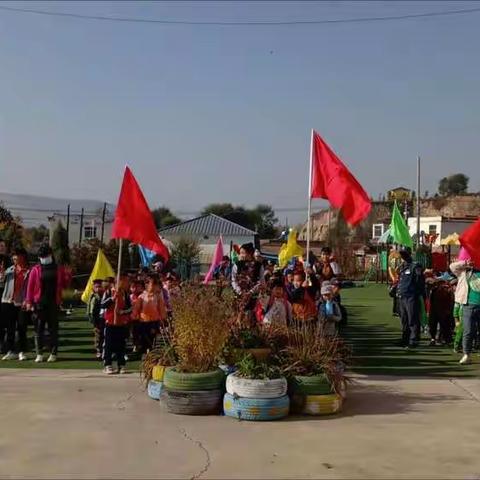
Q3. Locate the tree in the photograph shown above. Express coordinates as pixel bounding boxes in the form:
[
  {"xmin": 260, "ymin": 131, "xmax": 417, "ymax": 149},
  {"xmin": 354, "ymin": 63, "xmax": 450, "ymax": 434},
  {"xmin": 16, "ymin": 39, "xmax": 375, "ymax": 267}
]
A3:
[
  {"xmin": 438, "ymin": 174, "xmax": 469, "ymax": 196},
  {"xmin": 250, "ymin": 204, "xmax": 278, "ymax": 238},
  {"xmin": 171, "ymin": 236, "xmax": 201, "ymax": 280},
  {"xmin": 51, "ymin": 221, "xmax": 71, "ymax": 265},
  {"xmin": 202, "ymin": 203, "xmax": 278, "ymax": 238},
  {"xmin": 151, "ymin": 207, "xmax": 181, "ymax": 229}
]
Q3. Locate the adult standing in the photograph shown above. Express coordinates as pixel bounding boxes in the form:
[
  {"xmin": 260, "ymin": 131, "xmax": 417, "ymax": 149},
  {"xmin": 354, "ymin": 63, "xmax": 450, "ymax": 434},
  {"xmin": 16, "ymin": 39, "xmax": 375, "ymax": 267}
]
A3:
[
  {"xmin": 450, "ymin": 257, "xmax": 480, "ymax": 365},
  {"xmin": 231, "ymin": 243, "xmax": 265, "ymax": 320},
  {"xmin": 0, "ymin": 239, "xmax": 12, "ymax": 354},
  {"xmin": 26, "ymin": 245, "xmax": 70, "ymax": 363},
  {"xmin": 397, "ymin": 247, "xmax": 426, "ymax": 349},
  {"xmin": 1, "ymin": 248, "xmax": 30, "ymax": 360}
]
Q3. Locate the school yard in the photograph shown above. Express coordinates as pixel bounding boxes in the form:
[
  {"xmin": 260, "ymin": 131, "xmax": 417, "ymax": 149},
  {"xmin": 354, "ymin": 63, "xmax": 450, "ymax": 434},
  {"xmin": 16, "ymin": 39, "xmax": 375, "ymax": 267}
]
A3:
[{"xmin": 1, "ymin": 284, "xmax": 479, "ymax": 479}]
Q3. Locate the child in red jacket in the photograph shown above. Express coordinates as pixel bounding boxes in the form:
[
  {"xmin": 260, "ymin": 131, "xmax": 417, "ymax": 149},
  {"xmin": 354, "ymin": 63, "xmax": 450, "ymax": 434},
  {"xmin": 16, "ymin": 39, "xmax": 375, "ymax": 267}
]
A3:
[{"xmin": 101, "ymin": 274, "xmax": 131, "ymax": 374}]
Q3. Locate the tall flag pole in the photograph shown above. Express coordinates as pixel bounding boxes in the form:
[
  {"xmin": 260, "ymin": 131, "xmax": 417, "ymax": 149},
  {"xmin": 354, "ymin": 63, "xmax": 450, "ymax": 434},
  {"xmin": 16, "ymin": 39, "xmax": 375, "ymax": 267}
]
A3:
[{"xmin": 306, "ymin": 129, "xmax": 314, "ymax": 268}]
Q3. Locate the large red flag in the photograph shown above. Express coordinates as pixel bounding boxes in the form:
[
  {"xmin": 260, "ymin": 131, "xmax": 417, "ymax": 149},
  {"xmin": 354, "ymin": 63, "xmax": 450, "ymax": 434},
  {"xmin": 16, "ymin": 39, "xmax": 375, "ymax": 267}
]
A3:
[
  {"xmin": 310, "ymin": 131, "xmax": 371, "ymax": 226},
  {"xmin": 460, "ymin": 218, "xmax": 480, "ymax": 268},
  {"xmin": 112, "ymin": 166, "xmax": 169, "ymax": 261}
]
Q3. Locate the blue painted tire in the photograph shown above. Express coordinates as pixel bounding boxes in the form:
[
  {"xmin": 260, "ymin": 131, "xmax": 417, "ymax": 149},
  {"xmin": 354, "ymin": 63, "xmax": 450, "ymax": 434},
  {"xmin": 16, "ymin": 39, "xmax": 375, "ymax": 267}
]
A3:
[
  {"xmin": 223, "ymin": 393, "xmax": 290, "ymax": 421},
  {"xmin": 147, "ymin": 380, "xmax": 163, "ymax": 400}
]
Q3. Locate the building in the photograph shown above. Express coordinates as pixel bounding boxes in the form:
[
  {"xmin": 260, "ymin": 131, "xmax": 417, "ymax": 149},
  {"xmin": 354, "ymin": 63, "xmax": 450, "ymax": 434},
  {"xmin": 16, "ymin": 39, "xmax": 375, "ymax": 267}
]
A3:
[
  {"xmin": 387, "ymin": 187, "xmax": 413, "ymax": 202},
  {"xmin": 407, "ymin": 216, "xmax": 476, "ymax": 246},
  {"xmin": 48, "ymin": 212, "xmax": 113, "ymax": 246},
  {"xmin": 159, "ymin": 214, "xmax": 257, "ymax": 272}
]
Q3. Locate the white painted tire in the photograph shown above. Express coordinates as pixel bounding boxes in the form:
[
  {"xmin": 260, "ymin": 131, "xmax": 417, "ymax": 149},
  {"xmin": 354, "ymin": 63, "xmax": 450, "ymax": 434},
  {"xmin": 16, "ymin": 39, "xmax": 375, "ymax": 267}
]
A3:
[{"xmin": 226, "ymin": 372, "xmax": 287, "ymax": 399}]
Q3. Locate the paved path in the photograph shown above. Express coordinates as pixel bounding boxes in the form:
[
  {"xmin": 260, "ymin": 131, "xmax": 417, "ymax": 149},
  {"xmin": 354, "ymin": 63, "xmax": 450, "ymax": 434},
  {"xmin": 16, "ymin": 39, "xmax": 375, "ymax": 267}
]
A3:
[{"xmin": 0, "ymin": 369, "xmax": 479, "ymax": 479}]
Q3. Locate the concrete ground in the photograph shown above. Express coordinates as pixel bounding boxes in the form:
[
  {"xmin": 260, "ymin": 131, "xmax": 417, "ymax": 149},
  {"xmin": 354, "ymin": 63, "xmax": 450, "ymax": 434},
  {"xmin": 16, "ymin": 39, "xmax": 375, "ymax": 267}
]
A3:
[{"xmin": 0, "ymin": 369, "xmax": 479, "ymax": 480}]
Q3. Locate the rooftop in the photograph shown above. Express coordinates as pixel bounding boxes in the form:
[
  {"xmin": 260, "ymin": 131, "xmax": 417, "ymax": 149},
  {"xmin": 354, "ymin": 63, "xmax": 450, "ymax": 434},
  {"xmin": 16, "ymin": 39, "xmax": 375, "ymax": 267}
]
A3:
[{"xmin": 159, "ymin": 213, "xmax": 257, "ymax": 237}]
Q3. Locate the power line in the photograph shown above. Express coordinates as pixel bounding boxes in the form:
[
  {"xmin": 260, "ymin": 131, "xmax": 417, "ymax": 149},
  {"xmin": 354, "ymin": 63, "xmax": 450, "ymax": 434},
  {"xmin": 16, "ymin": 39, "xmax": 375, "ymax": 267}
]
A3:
[{"xmin": 0, "ymin": 4, "xmax": 480, "ymax": 26}]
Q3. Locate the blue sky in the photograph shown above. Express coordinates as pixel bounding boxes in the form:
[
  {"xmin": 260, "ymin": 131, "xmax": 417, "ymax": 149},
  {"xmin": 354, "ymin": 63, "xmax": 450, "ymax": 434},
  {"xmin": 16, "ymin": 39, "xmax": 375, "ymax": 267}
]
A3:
[{"xmin": 1, "ymin": 1, "xmax": 479, "ymax": 223}]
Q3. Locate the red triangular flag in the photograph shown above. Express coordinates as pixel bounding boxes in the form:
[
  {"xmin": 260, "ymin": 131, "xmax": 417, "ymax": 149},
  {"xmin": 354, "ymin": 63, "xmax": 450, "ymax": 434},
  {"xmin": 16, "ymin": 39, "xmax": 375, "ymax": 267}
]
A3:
[
  {"xmin": 460, "ymin": 218, "xmax": 480, "ymax": 268},
  {"xmin": 112, "ymin": 166, "xmax": 169, "ymax": 261},
  {"xmin": 310, "ymin": 131, "xmax": 371, "ymax": 226}
]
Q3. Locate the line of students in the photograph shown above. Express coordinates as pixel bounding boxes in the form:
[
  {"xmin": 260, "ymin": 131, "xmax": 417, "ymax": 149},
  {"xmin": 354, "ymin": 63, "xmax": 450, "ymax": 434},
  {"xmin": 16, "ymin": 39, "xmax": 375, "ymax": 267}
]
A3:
[{"xmin": 87, "ymin": 272, "xmax": 176, "ymax": 374}]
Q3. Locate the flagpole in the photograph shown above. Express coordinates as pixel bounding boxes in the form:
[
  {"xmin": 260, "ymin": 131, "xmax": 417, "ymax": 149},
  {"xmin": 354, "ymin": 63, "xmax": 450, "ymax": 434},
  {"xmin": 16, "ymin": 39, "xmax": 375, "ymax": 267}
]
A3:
[
  {"xmin": 114, "ymin": 238, "xmax": 123, "ymax": 324},
  {"xmin": 306, "ymin": 129, "xmax": 314, "ymax": 270}
]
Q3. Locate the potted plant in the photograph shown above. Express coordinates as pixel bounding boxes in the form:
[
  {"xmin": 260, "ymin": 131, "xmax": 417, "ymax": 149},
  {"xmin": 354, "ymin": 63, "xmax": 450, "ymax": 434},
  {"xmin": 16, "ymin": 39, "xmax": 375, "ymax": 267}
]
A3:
[
  {"xmin": 278, "ymin": 322, "xmax": 351, "ymax": 416},
  {"xmin": 223, "ymin": 354, "xmax": 290, "ymax": 421},
  {"xmin": 163, "ymin": 284, "xmax": 233, "ymax": 415}
]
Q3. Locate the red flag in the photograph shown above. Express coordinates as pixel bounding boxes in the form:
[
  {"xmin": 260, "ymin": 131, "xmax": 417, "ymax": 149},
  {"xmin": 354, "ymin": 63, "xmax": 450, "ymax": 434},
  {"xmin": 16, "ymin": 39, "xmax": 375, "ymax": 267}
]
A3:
[
  {"xmin": 112, "ymin": 166, "xmax": 169, "ymax": 261},
  {"xmin": 460, "ymin": 218, "xmax": 480, "ymax": 268},
  {"xmin": 310, "ymin": 131, "xmax": 371, "ymax": 226}
]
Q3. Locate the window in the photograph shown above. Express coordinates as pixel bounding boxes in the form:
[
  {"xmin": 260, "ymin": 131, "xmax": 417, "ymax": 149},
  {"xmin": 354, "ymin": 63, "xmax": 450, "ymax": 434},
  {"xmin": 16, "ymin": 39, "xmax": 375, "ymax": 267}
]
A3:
[
  {"xmin": 372, "ymin": 224, "xmax": 384, "ymax": 239},
  {"xmin": 428, "ymin": 224, "xmax": 437, "ymax": 236},
  {"xmin": 84, "ymin": 226, "xmax": 97, "ymax": 239}
]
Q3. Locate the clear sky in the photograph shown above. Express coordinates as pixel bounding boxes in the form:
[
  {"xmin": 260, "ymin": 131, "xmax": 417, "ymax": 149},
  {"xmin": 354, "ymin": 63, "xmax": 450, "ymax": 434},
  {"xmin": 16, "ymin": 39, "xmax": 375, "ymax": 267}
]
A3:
[{"xmin": 1, "ymin": 1, "xmax": 479, "ymax": 223}]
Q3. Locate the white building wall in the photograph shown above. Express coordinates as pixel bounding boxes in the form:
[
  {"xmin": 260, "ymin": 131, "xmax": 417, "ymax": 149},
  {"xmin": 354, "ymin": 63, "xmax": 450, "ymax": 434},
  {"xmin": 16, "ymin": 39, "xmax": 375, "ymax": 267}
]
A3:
[{"xmin": 49, "ymin": 215, "xmax": 113, "ymax": 245}]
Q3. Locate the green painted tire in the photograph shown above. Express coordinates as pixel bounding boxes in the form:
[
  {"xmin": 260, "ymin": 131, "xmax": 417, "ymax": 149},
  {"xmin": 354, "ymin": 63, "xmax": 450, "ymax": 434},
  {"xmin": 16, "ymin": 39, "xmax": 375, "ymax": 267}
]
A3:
[
  {"xmin": 290, "ymin": 374, "xmax": 333, "ymax": 396},
  {"xmin": 164, "ymin": 367, "xmax": 225, "ymax": 391}
]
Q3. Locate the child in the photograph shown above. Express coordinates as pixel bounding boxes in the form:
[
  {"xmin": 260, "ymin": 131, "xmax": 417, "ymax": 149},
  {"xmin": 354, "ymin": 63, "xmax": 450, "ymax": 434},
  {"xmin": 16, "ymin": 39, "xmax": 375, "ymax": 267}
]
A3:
[
  {"xmin": 331, "ymin": 279, "xmax": 348, "ymax": 327},
  {"xmin": 318, "ymin": 285, "xmax": 342, "ymax": 336},
  {"xmin": 133, "ymin": 275, "xmax": 167, "ymax": 354},
  {"xmin": 261, "ymin": 280, "xmax": 292, "ymax": 327},
  {"xmin": 129, "ymin": 280, "xmax": 144, "ymax": 354},
  {"xmin": 290, "ymin": 271, "xmax": 318, "ymax": 323},
  {"xmin": 101, "ymin": 274, "xmax": 131, "ymax": 374},
  {"xmin": 87, "ymin": 279, "xmax": 105, "ymax": 359},
  {"xmin": 284, "ymin": 269, "xmax": 295, "ymax": 300}
]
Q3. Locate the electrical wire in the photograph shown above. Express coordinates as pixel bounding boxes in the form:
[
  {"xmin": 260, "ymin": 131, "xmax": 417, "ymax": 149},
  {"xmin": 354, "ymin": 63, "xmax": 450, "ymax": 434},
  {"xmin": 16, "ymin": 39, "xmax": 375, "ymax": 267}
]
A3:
[{"xmin": 0, "ymin": 4, "xmax": 479, "ymax": 26}]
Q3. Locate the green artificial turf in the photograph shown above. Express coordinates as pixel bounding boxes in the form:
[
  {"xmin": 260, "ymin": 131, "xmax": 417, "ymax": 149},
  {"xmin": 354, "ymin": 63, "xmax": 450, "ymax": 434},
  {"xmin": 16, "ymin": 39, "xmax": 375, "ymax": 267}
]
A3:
[
  {"xmin": 342, "ymin": 283, "xmax": 480, "ymax": 377},
  {"xmin": 0, "ymin": 283, "xmax": 478, "ymax": 376}
]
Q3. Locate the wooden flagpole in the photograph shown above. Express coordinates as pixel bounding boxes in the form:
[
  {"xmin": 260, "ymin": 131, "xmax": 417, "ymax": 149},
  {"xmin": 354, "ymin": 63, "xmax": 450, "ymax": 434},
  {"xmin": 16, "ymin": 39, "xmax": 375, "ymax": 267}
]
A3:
[{"xmin": 306, "ymin": 129, "xmax": 314, "ymax": 271}]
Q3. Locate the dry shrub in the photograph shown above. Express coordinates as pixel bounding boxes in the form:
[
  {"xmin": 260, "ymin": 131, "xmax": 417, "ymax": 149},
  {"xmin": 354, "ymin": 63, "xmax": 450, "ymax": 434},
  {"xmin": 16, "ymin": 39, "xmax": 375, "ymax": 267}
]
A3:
[
  {"xmin": 278, "ymin": 320, "xmax": 351, "ymax": 392},
  {"xmin": 172, "ymin": 283, "xmax": 234, "ymax": 373}
]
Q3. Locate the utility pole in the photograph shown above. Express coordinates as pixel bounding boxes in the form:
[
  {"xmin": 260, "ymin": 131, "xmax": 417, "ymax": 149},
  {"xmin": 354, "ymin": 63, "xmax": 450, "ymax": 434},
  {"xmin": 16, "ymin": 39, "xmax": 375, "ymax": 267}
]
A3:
[
  {"xmin": 101, "ymin": 202, "xmax": 107, "ymax": 245},
  {"xmin": 79, "ymin": 208, "xmax": 84, "ymax": 245},
  {"xmin": 66, "ymin": 204, "xmax": 71, "ymax": 247},
  {"xmin": 416, "ymin": 155, "xmax": 421, "ymax": 248}
]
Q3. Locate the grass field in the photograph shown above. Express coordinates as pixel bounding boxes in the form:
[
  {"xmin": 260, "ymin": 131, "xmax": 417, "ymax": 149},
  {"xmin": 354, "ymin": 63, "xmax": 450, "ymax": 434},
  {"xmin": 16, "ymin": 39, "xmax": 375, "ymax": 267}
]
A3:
[{"xmin": 0, "ymin": 283, "xmax": 479, "ymax": 376}]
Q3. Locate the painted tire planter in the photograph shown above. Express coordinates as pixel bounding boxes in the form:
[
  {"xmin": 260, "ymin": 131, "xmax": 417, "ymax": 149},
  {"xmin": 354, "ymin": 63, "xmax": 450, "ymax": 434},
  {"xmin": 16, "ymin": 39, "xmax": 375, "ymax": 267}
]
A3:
[
  {"xmin": 152, "ymin": 365, "xmax": 166, "ymax": 382},
  {"xmin": 223, "ymin": 393, "xmax": 290, "ymax": 421},
  {"xmin": 147, "ymin": 380, "xmax": 164, "ymax": 400},
  {"xmin": 164, "ymin": 368, "xmax": 225, "ymax": 391},
  {"xmin": 290, "ymin": 374, "xmax": 334, "ymax": 396},
  {"xmin": 226, "ymin": 372, "xmax": 287, "ymax": 399},
  {"xmin": 166, "ymin": 389, "xmax": 223, "ymax": 415},
  {"xmin": 291, "ymin": 394, "xmax": 343, "ymax": 416}
]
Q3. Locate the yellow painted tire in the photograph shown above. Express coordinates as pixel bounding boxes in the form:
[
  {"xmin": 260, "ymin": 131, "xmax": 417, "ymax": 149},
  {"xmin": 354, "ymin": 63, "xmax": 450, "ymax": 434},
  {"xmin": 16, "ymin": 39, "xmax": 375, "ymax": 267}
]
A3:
[
  {"xmin": 292, "ymin": 394, "xmax": 343, "ymax": 416},
  {"xmin": 152, "ymin": 365, "xmax": 166, "ymax": 382}
]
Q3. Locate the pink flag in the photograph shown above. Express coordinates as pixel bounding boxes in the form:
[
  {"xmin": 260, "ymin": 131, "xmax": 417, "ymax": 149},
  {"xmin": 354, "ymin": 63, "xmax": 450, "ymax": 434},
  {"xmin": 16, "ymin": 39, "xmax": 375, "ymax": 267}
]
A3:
[
  {"xmin": 203, "ymin": 237, "xmax": 225, "ymax": 285},
  {"xmin": 458, "ymin": 247, "xmax": 471, "ymax": 261}
]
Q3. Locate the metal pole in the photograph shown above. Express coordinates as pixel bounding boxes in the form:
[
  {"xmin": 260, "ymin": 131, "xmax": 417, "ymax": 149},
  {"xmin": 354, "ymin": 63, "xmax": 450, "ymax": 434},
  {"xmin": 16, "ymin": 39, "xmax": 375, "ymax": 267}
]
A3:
[
  {"xmin": 101, "ymin": 202, "xmax": 107, "ymax": 245},
  {"xmin": 416, "ymin": 155, "xmax": 421, "ymax": 248},
  {"xmin": 79, "ymin": 208, "xmax": 84, "ymax": 245},
  {"xmin": 306, "ymin": 129, "xmax": 314, "ymax": 269},
  {"xmin": 66, "ymin": 204, "xmax": 70, "ymax": 247},
  {"xmin": 114, "ymin": 238, "xmax": 123, "ymax": 325}
]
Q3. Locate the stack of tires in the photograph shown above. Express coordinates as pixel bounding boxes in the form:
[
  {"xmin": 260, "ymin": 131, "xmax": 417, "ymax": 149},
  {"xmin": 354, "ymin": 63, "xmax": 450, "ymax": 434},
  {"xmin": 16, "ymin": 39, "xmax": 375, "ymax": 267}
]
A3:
[
  {"xmin": 147, "ymin": 365, "xmax": 165, "ymax": 401},
  {"xmin": 163, "ymin": 367, "xmax": 225, "ymax": 415},
  {"xmin": 290, "ymin": 374, "xmax": 343, "ymax": 416},
  {"xmin": 223, "ymin": 372, "xmax": 290, "ymax": 421}
]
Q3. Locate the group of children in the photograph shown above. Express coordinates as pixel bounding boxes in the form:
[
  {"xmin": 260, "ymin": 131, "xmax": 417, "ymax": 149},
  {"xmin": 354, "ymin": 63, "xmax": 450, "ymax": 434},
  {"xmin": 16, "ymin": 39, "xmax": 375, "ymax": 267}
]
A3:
[{"xmin": 87, "ymin": 272, "xmax": 179, "ymax": 374}]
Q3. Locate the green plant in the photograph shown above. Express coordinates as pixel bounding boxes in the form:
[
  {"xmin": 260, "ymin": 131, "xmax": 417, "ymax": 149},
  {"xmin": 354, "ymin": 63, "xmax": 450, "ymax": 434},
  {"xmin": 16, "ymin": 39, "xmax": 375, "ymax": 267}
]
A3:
[
  {"xmin": 52, "ymin": 221, "xmax": 71, "ymax": 265},
  {"xmin": 141, "ymin": 345, "xmax": 177, "ymax": 385},
  {"xmin": 235, "ymin": 354, "xmax": 283, "ymax": 380},
  {"xmin": 172, "ymin": 283, "xmax": 233, "ymax": 373},
  {"xmin": 277, "ymin": 321, "xmax": 351, "ymax": 392}
]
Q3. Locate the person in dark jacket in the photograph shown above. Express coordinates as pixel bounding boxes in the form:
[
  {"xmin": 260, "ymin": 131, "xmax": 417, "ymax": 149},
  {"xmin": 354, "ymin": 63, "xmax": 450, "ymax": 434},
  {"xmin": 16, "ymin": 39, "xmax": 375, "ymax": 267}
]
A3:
[
  {"xmin": 0, "ymin": 239, "xmax": 12, "ymax": 354},
  {"xmin": 87, "ymin": 279, "xmax": 105, "ymax": 359},
  {"xmin": 397, "ymin": 248, "xmax": 426, "ymax": 349}
]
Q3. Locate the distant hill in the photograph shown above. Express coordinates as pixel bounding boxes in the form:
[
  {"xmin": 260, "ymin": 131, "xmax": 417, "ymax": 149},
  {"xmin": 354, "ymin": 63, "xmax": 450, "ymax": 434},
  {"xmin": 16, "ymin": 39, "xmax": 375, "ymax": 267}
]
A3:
[{"xmin": 0, "ymin": 192, "xmax": 115, "ymax": 227}]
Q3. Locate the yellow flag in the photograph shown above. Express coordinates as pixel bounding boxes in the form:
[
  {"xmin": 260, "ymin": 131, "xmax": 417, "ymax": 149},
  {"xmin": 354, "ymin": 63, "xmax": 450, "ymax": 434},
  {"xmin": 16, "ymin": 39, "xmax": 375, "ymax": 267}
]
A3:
[
  {"xmin": 81, "ymin": 249, "xmax": 115, "ymax": 304},
  {"xmin": 278, "ymin": 229, "xmax": 304, "ymax": 268}
]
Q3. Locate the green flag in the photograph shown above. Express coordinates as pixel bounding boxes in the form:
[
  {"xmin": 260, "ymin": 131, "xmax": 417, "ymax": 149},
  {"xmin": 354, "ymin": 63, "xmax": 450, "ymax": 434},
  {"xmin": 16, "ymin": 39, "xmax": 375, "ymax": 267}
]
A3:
[{"xmin": 390, "ymin": 201, "xmax": 413, "ymax": 248}]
